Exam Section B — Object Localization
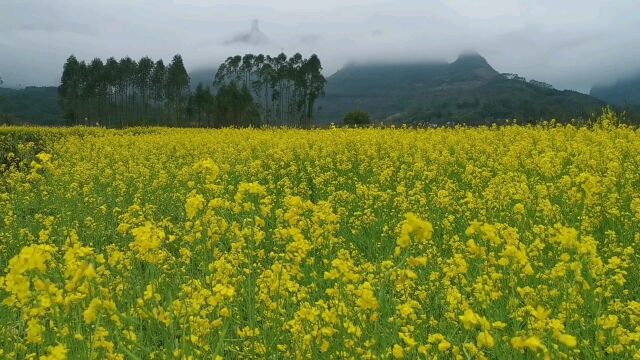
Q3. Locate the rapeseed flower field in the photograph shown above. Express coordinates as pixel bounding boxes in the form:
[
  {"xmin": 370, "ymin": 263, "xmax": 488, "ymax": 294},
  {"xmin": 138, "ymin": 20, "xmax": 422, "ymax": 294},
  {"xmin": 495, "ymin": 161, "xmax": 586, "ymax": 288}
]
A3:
[{"xmin": 1, "ymin": 120, "xmax": 640, "ymax": 359}]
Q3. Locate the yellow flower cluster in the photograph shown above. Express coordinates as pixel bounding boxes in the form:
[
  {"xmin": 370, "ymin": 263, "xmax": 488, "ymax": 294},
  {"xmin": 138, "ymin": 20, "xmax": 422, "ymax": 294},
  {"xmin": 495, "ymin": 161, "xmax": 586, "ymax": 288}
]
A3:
[{"xmin": 1, "ymin": 123, "xmax": 640, "ymax": 358}]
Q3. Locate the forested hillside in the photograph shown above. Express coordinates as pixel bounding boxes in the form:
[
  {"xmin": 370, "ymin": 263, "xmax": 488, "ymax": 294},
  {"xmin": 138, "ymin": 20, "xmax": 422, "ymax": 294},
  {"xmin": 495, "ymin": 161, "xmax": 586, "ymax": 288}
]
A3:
[
  {"xmin": 0, "ymin": 87, "xmax": 61, "ymax": 125},
  {"xmin": 316, "ymin": 53, "xmax": 605, "ymax": 125}
]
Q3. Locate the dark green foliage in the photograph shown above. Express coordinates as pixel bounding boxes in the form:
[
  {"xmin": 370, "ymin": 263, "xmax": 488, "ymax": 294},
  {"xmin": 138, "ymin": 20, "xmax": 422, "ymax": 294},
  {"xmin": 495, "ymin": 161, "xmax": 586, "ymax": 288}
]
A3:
[
  {"xmin": 0, "ymin": 113, "xmax": 21, "ymax": 125},
  {"xmin": 212, "ymin": 82, "xmax": 260, "ymax": 127},
  {"xmin": 51, "ymin": 53, "xmax": 326, "ymax": 127},
  {"xmin": 214, "ymin": 52, "xmax": 326, "ymax": 127},
  {"xmin": 166, "ymin": 55, "xmax": 191, "ymax": 125},
  {"xmin": 136, "ymin": 56, "xmax": 154, "ymax": 125},
  {"xmin": 58, "ymin": 55, "xmax": 83, "ymax": 124},
  {"xmin": 192, "ymin": 83, "xmax": 215, "ymax": 127},
  {"xmin": 6, "ymin": 51, "xmax": 628, "ymax": 126},
  {"xmin": 316, "ymin": 53, "xmax": 606, "ymax": 125},
  {"xmin": 57, "ymin": 54, "xmax": 193, "ymax": 127},
  {"xmin": 303, "ymin": 55, "xmax": 327, "ymax": 123},
  {"xmin": 343, "ymin": 110, "xmax": 371, "ymax": 126},
  {"xmin": 0, "ymin": 87, "xmax": 61, "ymax": 125}
]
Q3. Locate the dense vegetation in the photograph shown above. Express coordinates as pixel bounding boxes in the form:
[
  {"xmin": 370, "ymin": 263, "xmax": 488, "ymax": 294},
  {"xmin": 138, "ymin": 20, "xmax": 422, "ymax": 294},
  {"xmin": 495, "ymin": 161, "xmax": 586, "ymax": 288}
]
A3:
[
  {"xmin": 1, "ymin": 113, "xmax": 639, "ymax": 358},
  {"xmin": 4, "ymin": 52, "xmax": 640, "ymax": 127},
  {"xmin": 56, "ymin": 53, "xmax": 326, "ymax": 128},
  {"xmin": 316, "ymin": 54, "xmax": 608, "ymax": 125},
  {"xmin": 58, "ymin": 54, "xmax": 190, "ymax": 127},
  {"xmin": 214, "ymin": 54, "xmax": 326, "ymax": 127},
  {"xmin": 343, "ymin": 109, "xmax": 371, "ymax": 125},
  {"xmin": 0, "ymin": 87, "xmax": 60, "ymax": 125}
]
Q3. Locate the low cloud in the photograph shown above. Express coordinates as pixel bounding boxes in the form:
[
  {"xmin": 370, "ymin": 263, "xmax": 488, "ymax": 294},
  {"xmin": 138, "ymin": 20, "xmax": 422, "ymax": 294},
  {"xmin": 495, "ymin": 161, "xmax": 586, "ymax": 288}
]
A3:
[
  {"xmin": 223, "ymin": 20, "xmax": 270, "ymax": 46},
  {"xmin": 1, "ymin": 0, "xmax": 640, "ymax": 92}
]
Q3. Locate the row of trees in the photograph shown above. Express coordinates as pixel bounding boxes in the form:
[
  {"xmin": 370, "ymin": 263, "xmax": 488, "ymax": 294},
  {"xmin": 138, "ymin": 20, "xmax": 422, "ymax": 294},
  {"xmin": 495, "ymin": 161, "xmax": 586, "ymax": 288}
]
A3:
[
  {"xmin": 501, "ymin": 73, "xmax": 553, "ymax": 89},
  {"xmin": 59, "ymin": 55, "xmax": 190, "ymax": 127},
  {"xmin": 57, "ymin": 53, "xmax": 326, "ymax": 128},
  {"xmin": 213, "ymin": 53, "xmax": 326, "ymax": 127}
]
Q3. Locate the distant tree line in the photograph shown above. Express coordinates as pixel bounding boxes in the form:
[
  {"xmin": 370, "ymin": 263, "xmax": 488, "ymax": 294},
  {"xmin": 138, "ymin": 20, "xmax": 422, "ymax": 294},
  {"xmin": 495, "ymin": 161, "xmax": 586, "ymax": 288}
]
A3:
[
  {"xmin": 57, "ymin": 53, "xmax": 326, "ymax": 128},
  {"xmin": 59, "ymin": 55, "xmax": 189, "ymax": 127},
  {"xmin": 501, "ymin": 73, "xmax": 553, "ymax": 89}
]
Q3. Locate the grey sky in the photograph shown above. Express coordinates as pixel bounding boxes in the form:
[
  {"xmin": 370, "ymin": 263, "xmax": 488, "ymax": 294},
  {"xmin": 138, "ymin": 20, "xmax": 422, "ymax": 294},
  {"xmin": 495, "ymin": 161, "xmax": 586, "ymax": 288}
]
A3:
[{"xmin": 1, "ymin": 0, "xmax": 639, "ymax": 92}]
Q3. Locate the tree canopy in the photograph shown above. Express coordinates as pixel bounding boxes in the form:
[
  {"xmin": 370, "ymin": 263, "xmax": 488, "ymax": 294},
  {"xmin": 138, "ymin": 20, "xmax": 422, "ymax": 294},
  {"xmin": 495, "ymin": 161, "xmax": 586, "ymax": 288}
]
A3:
[
  {"xmin": 58, "ymin": 54, "xmax": 191, "ymax": 127},
  {"xmin": 214, "ymin": 52, "xmax": 326, "ymax": 127},
  {"xmin": 343, "ymin": 110, "xmax": 371, "ymax": 126},
  {"xmin": 57, "ymin": 53, "xmax": 326, "ymax": 128}
]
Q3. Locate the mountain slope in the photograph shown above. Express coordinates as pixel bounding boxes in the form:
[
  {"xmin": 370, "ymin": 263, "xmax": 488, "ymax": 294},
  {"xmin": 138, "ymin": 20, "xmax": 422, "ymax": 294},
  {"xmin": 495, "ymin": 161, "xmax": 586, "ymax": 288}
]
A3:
[
  {"xmin": 0, "ymin": 86, "xmax": 61, "ymax": 124},
  {"xmin": 590, "ymin": 75, "xmax": 640, "ymax": 106},
  {"xmin": 316, "ymin": 53, "xmax": 605, "ymax": 124}
]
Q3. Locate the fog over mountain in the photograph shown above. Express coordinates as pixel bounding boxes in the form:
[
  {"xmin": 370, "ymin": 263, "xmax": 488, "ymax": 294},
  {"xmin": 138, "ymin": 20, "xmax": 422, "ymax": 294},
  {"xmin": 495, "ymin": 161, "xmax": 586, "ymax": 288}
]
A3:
[
  {"xmin": 1, "ymin": 0, "xmax": 640, "ymax": 92},
  {"xmin": 316, "ymin": 53, "xmax": 605, "ymax": 124},
  {"xmin": 591, "ymin": 73, "xmax": 640, "ymax": 106}
]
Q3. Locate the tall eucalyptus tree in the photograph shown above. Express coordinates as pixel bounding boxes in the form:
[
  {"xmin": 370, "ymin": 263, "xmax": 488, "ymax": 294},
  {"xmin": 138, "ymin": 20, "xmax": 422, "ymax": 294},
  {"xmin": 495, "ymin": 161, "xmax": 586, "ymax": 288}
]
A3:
[{"xmin": 213, "ymin": 52, "xmax": 326, "ymax": 126}]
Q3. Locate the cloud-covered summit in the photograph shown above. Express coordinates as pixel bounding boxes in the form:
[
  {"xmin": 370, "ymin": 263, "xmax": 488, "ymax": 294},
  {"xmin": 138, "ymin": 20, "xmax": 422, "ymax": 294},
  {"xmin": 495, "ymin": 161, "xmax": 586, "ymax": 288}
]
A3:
[
  {"xmin": 223, "ymin": 20, "xmax": 270, "ymax": 46},
  {"xmin": 1, "ymin": 0, "xmax": 639, "ymax": 92}
]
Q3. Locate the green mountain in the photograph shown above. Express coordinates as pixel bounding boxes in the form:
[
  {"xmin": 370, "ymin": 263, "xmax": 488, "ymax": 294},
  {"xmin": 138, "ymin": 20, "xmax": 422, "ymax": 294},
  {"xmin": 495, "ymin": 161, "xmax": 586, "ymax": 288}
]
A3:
[
  {"xmin": 316, "ymin": 53, "xmax": 605, "ymax": 124},
  {"xmin": 590, "ymin": 75, "xmax": 640, "ymax": 106},
  {"xmin": 0, "ymin": 86, "xmax": 61, "ymax": 125},
  {"xmin": 0, "ymin": 55, "xmax": 612, "ymax": 126}
]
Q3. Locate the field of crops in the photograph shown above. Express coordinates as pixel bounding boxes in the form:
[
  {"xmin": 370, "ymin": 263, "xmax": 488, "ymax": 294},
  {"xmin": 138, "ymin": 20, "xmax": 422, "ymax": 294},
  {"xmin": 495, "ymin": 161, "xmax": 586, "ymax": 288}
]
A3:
[{"xmin": 1, "ymin": 120, "xmax": 640, "ymax": 359}]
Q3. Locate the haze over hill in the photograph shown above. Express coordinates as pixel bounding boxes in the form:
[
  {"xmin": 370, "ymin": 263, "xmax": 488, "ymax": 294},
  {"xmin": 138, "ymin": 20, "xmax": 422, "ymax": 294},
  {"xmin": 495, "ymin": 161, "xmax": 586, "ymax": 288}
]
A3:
[
  {"xmin": 0, "ymin": 52, "xmax": 617, "ymax": 125},
  {"xmin": 316, "ymin": 53, "xmax": 605, "ymax": 124},
  {"xmin": 2, "ymin": 1, "xmax": 640, "ymax": 92},
  {"xmin": 591, "ymin": 75, "xmax": 640, "ymax": 107},
  {"xmin": 188, "ymin": 67, "xmax": 218, "ymax": 91}
]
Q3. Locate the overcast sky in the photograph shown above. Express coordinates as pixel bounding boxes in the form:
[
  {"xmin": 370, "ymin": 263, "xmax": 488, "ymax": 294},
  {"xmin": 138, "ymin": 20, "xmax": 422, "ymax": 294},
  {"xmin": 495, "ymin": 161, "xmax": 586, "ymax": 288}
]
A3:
[{"xmin": 1, "ymin": 0, "xmax": 639, "ymax": 92}]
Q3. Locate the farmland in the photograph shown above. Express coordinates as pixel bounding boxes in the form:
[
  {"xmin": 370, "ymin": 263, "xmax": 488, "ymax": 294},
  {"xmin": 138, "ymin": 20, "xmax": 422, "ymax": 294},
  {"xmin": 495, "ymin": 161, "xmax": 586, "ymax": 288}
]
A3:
[{"xmin": 1, "ymin": 119, "xmax": 640, "ymax": 359}]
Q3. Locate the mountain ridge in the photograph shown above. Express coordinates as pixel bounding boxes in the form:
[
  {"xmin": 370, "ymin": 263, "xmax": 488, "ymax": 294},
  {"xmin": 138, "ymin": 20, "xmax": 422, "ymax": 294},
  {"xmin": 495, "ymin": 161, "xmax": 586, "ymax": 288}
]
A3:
[
  {"xmin": 316, "ymin": 53, "xmax": 605, "ymax": 124},
  {"xmin": 0, "ymin": 53, "xmax": 614, "ymax": 126}
]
